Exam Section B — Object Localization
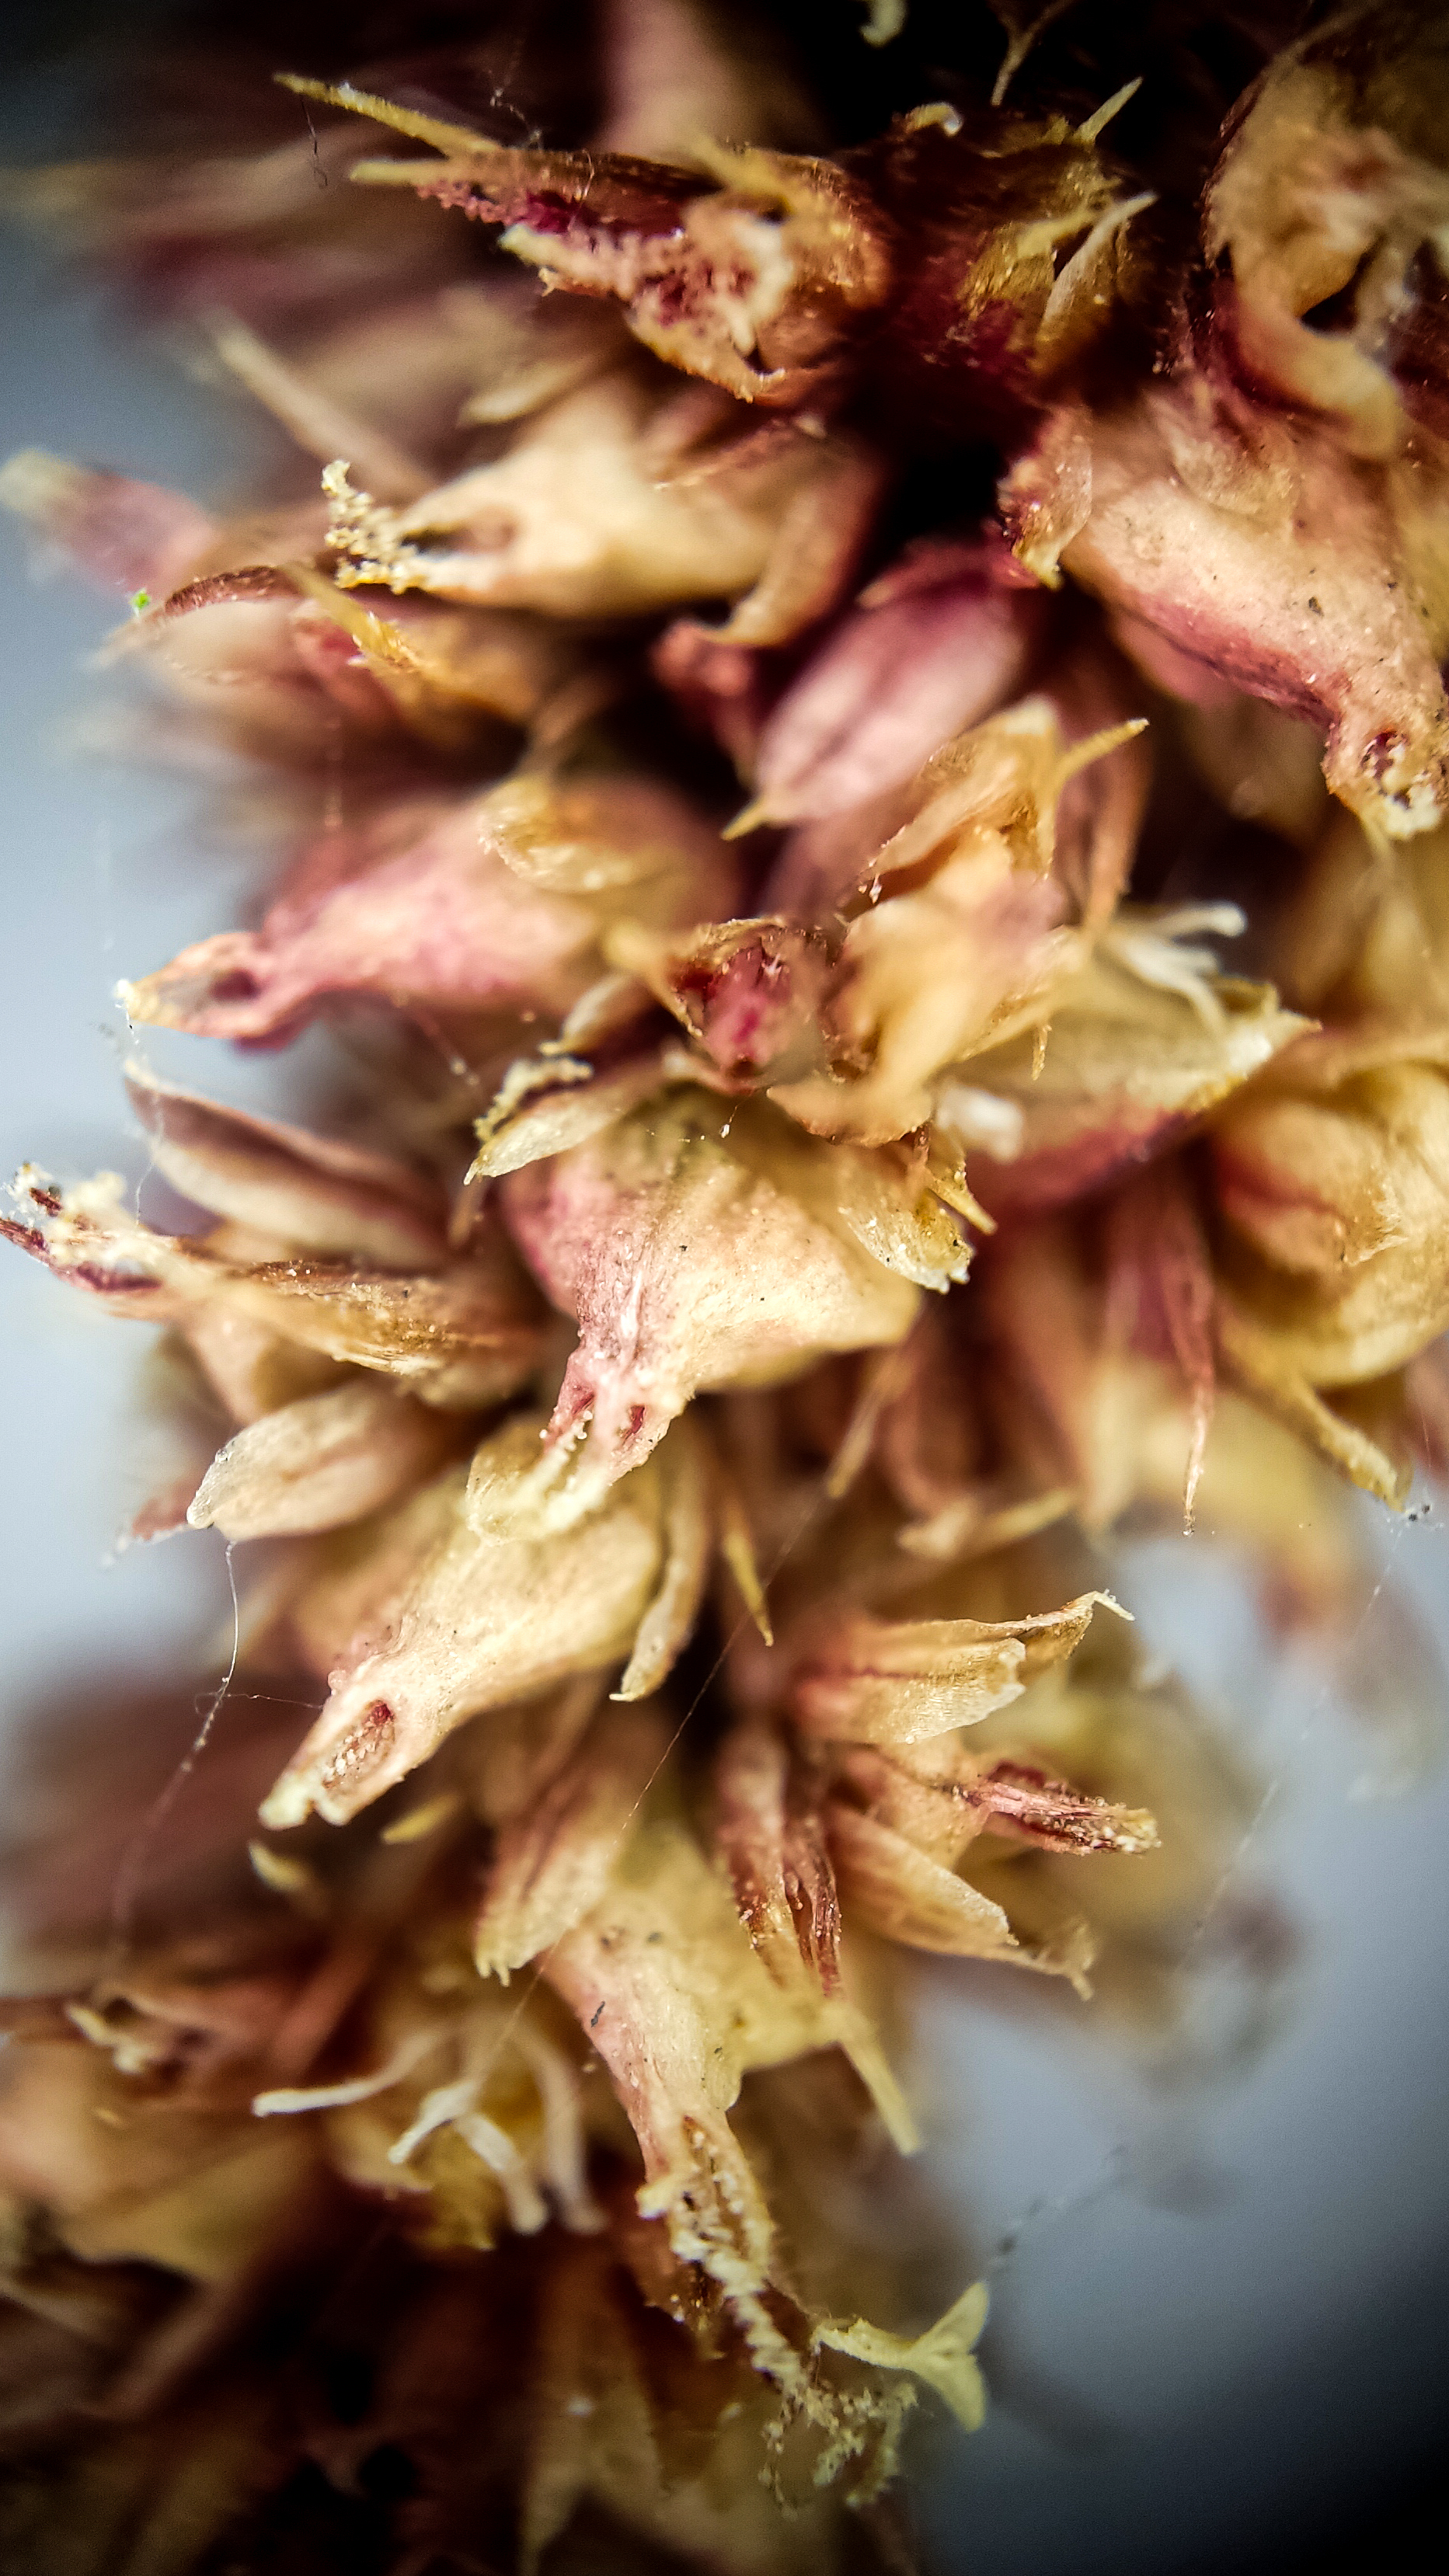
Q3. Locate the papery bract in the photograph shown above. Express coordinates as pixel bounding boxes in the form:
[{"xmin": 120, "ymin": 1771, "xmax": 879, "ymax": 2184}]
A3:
[
  {"xmin": 121, "ymin": 770, "xmax": 734, "ymax": 1043},
  {"xmin": 1005, "ymin": 380, "xmax": 1449, "ymax": 837},
  {"xmin": 260, "ymin": 1413, "xmax": 709, "ymax": 1828},
  {"xmin": 2, "ymin": 1169, "xmax": 545, "ymax": 1410},
  {"xmin": 501, "ymin": 1089, "xmax": 944, "ymax": 1503}
]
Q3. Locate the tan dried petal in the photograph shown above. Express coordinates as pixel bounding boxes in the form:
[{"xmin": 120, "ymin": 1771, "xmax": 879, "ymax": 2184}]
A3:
[
  {"xmin": 260, "ymin": 1417, "xmax": 707, "ymax": 1828},
  {"xmin": 1205, "ymin": 50, "xmax": 1449, "ymax": 460},
  {"xmin": 126, "ymin": 1065, "xmax": 448, "ymax": 1268},
  {"xmin": 825, "ymin": 1801, "xmax": 1018, "ymax": 1958},
  {"xmin": 960, "ymin": 939, "xmax": 1308, "ymax": 1216},
  {"xmin": 468, "ymin": 1050, "xmax": 670, "ymax": 1184},
  {"xmin": 772, "ymin": 699, "xmax": 1146, "ymax": 1145},
  {"xmin": 187, "ymin": 1378, "xmax": 458, "ymax": 1540},
  {"xmin": 2, "ymin": 1168, "xmax": 545, "ymax": 1409},
  {"xmin": 791, "ymin": 1590, "xmax": 1125, "ymax": 1745},
  {"xmin": 325, "ymin": 364, "xmax": 878, "ymax": 631},
  {"xmin": 472, "ymin": 1703, "xmax": 668, "ymax": 1980},
  {"xmin": 1214, "ymin": 1060, "xmax": 1449, "ymax": 1386}
]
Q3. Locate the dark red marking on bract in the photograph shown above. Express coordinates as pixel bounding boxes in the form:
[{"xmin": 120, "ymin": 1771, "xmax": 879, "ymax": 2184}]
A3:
[
  {"xmin": 1366, "ymin": 727, "xmax": 1409, "ymax": 782},
  {"xmin": 156, "ymin": 565, "xmax": 298, "ymax": 622},
  {"xmin": 320, "ymin": 1698, "xmax": 397, "ymax": 1795}
]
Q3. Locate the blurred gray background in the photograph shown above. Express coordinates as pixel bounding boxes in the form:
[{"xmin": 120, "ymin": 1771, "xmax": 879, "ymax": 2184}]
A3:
[{"xmin": 2, "ymin": 12, "xmax": 1447, "ymax": 2571}]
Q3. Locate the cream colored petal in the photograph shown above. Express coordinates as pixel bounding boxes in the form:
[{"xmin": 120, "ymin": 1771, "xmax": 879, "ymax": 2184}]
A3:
[
  {"xmin": 126, "ymin": 1063, "xmax": 448, "ymax": 1267},
  {"xmin": 472, "ymin": 1704, "xmax": 668, "ymax": 1979},
  {"xmin": 614, "ymin": 1414, "xmax": 712, "ymax": 1701},
  {"xmin": 827, "ymin": 1804, "xmax": 1018, "ymax": 1958},
  {"xmin": 792, "ymin": 1592, "xmax": 1125, "ymax": 1744},
  {"xmin": 187, "ymin": 1378, "xmax": 456, "ymax": 1539},
  {"xmin": 259, "ymin": 1434, "xmax": 670, "ymax": 1827}
]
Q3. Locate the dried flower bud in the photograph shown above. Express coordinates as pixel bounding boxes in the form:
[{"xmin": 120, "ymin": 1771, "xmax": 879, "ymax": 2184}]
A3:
[
  {"xmin": 501, "ymin": 1089, "xmax": 949, "ymax": 1503},
  {"xmin": 260, "ymin": 1412, "xmax": 709, "ymax": 1826}
]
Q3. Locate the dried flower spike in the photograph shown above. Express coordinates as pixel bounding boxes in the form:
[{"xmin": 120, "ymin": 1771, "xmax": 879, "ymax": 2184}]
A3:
[{"xmin": 5, "ymin": 5, "xmax": 1447, "ymax": 2569}]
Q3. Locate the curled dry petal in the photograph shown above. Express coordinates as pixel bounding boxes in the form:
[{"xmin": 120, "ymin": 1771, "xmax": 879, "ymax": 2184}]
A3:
[
  {"xmin": 260, "ymin": 1415, "xmax": 708, "ymax": 1828},
  {"xmin": 187, "ymin": 1377, "xmax": 458, "ymax": 1539},
  {"xmin": 472, "ymin": 1703, "xmax": 668, "ymax": 1980},
  {"xmin": 1004, "ymin": 381, "xmax": 1449, "ymax": 837},
  {"xmin": 501, "ymin": 1089, "xmax": 939, "ymax": 1506},
  {"xmin": 120, "ymin": 771, "xmax": 733, "ymax": 1043},
  {"xmin": 1214, "ymin": 1060, "xmax": 1449, "ymax": 1385},
  {"xmin": 2, "ymin": 1168, "xmax": 545, "ymax": 1408},
  {"xmin": 772, "ymin": 698, "xmax": 1146, "ymax": 1144},
  {"xmin": 469, "ymin": 1049, "xmax": 672, "ymax": 1183},
  {"xmin": 782, "ymin": 871, "xmax": 1068, "ymax": 1146},
  {"xmin": 1214, "ymin": 1054, "xmax": 1449, "ymax": 1272},
  {"xmin": 126, "ymin": 1064, "xmax": 448, "ymax": 1267},
  {"xmin": 790, "ymin": 1590, "xmax": 1126, "ymax": 1745}
]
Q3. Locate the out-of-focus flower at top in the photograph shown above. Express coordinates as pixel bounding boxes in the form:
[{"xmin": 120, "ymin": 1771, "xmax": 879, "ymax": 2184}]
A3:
[{"xmin": 1204, "ymin": 9, "xmax": 1449, "ymax": 460}]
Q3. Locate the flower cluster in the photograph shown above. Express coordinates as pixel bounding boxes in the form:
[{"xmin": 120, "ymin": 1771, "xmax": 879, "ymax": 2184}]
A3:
[{"xmin": 3, "ymin": 3, "xmax": 1447, "ymax": 2567}]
